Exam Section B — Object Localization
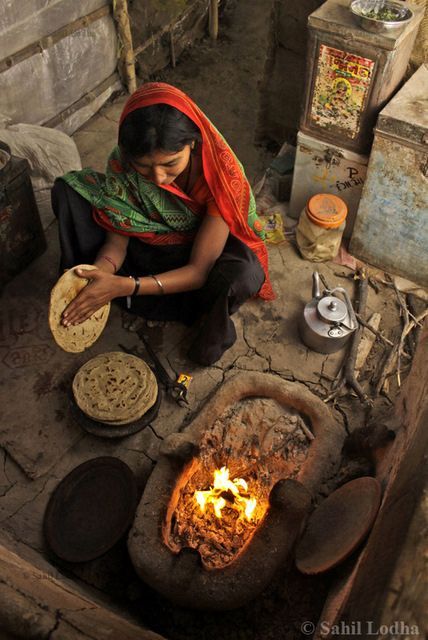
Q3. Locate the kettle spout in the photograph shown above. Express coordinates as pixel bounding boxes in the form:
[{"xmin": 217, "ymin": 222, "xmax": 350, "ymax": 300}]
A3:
[{"xmin": 312, "ymin": 271, "xmax": 321, "ymax": 299}]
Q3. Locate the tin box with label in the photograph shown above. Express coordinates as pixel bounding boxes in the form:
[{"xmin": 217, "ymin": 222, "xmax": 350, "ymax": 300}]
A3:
[{"xmin": 300, "ymin": 0, "xmax": 423, "ymax": 154}]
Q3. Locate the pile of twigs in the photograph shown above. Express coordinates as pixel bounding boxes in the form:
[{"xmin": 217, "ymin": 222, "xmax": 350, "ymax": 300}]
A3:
[
  {"xmin": 324, "ymin": 270, "xmax": 427, "ymax": 405},
  {"xmin": 374, "ymin": 277, "xmax": 427, "ymax": 395}
]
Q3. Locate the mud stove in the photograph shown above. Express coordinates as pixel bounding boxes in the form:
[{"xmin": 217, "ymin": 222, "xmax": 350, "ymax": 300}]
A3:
[{"xmin": 128, "ymin": 372, "xmax": 344, "ymax": 610}]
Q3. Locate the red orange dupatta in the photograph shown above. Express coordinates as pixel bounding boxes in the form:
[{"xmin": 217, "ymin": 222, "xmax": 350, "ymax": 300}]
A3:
[{"xmin": 119, "ymin": 83, "xmax": 274, "ymax": 300}]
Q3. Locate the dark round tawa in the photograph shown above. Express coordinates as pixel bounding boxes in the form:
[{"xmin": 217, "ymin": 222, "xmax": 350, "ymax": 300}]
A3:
[
  {"xmin": 44, "ymin": 456, "xmax": 138, "ymax": 563},
  {"xmin": 70, "ymin": 385, "xmax": 162, "ymax": 438},
  {"xmin": 295, "ymin": 476, "xmax": 382, "ymax": 575}
]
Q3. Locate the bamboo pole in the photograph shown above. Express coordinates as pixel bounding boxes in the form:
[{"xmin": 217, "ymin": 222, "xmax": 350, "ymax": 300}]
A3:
[
  {"xmin": 209, "ymin": 0, "xmax": 219, "ymax": 42},
  {"xmin": 0, "ymin": 6, "xmax": 110, "ymax": 74},
  {"xmin": 113, "ymin": 0, "xmax": 137, "ymax": 95},
  {"xmin": 134, "ymin": 4, "xmax": 195, "ymax": 57},
  {"xmin": 43, "ymin": 73, "xmax": 120, "ymax": 129}
]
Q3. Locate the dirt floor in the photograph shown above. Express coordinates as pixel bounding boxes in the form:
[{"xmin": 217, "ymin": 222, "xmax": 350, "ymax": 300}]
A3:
[{"xmin": 0, "ymin": 1, "xmax": 427, "ymax": 639}]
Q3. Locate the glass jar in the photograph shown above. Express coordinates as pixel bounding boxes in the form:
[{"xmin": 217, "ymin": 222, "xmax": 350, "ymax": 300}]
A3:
[{"xmin": 296, "ymin": 193, "xmax": 347, "ymax": 262}]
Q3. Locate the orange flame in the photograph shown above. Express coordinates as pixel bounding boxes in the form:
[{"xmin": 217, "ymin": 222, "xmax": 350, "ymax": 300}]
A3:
[{"xmin": 194, "ymin": 466, "xmax": 257, "ymax": 521}]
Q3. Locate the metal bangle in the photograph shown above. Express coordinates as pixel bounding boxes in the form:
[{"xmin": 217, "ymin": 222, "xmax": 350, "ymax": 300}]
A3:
[
  {"xmin": 150, "ymin": 274, "xmax": 164, "ymax": 295},
  {"xmin": 131, "ymin": 276, "xmax": 140, "ymax": 296},
  {"xmin": 126, "ymin": 276, "xmax": 140, "ymax": 309}
]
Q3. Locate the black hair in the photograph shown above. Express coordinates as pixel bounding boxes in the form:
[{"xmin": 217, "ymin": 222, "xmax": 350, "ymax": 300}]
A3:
[{"xmin": 118, "ymin": 104, "xmax": 201, "ymax": 158}]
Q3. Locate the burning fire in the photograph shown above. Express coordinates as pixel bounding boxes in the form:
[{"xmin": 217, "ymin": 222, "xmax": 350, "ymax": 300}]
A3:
[{"xmin": 194, "ymin": 466, "xmax": 257, "ymax": 521}]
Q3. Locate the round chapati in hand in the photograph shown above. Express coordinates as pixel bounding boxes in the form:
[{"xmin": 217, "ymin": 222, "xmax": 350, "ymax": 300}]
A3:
[
  {"xmin": 72, "ymin": 351, "xmax": 158, "ymax": 425},
  {"xmin": 49, "ymin": 265, "xmax": 110, "ymax": 353}
]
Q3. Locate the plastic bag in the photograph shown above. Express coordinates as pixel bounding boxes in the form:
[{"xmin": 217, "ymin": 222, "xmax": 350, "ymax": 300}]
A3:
[{"xmin": 0, "ymin": 120, "xmax": 82, "ymax": 229}]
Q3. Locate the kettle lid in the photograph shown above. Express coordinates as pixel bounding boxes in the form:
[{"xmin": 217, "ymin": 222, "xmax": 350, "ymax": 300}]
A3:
[{"xmin": 317, "ymin": 296, "xmax": 348, "ymax": 323}]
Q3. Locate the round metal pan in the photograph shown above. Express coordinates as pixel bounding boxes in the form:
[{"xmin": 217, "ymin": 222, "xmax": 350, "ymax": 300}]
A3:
[
  {"xmin": 295, "ymin": 476, "xmax": 382, "ymax": 575},
  {"xmin": 44, "ymin": 456, "xmax": 138, "ymax": 563}
]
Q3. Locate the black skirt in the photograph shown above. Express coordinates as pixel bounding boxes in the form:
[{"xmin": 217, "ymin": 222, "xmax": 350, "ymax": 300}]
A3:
[{"xmin": 51, "ymin": 179, "xmax": 265, "ymax": 365}]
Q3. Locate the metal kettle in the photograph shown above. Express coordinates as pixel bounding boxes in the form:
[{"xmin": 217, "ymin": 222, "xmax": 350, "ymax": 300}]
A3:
[{"xmin": 299, "ymin": 272, "xmax": 358, "ymax": 354}]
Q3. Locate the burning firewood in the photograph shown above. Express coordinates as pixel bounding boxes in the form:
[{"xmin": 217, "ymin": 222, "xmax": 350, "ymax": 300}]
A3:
[{"xmin": 164, "ymin": 397, "xmax": 312, "ymax": 569}]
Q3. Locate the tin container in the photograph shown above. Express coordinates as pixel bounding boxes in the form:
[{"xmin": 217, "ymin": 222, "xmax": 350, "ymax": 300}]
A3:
[
  {"xmin": 300, "ymin": 0, "xmax": 423, "ymax": 154},
  {"xmin": 350, "ymin": 64, "xmax": 428, "ymax": 287},
  {"xmin": 0, "ymin": 142, "xmax": 46, "ymax": 289},
  {"xmin": 289, "ymin": 130, "xmax": 368, "ymax": 238}
]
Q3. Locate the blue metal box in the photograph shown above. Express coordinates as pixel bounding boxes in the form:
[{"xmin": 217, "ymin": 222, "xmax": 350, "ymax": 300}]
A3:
[{"xmin": 349, "ymin": 64, "xmax": 428, "ymax": 286}]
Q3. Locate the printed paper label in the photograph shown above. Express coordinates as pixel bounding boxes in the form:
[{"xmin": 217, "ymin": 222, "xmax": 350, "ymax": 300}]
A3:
[{"xmin": 310, "ymin": 45, "xmax": 375, "ymax": 139}]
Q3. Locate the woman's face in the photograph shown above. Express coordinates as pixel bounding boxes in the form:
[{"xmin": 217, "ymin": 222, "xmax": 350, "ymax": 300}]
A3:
[{"xmin": 128, "ymin": 145, "xmax": 192, "ymax": 186}]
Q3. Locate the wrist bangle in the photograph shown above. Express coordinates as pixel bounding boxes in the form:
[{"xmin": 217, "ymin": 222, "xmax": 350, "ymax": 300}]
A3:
[
  {"xmin": 150, "ymin": 274, "xmax": 164, "ymax": 295},
  {"xmin": 126, "ymin": 276, "xmax": 140, "ymax": 309},
  {"xmin": 99, "ymin": 255, "xmax": 117, "ymax": 273},
  {"xmin": 130, "ymin": 275, "xmax": 140, "ymax": 296}
]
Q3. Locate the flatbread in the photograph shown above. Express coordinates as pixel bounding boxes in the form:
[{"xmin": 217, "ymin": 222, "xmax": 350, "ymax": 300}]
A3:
[
  {"xmin": 72, "ymin": 352, "xmax": 158, "ymax": 425},
  {"xmin": 49, "ymin": 265, "xmax": 110, "ymax": 353}
]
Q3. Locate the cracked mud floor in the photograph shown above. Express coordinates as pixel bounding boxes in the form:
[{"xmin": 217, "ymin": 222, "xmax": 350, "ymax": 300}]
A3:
[{"xmin": 0, "ymin": 1, "xmax": 425, "ymax": 638}]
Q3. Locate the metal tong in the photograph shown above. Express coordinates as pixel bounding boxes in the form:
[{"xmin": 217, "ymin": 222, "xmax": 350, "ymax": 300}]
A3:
[{"xmin": 119, "ymin": 332, "xmax": 189, "ymax": 406}]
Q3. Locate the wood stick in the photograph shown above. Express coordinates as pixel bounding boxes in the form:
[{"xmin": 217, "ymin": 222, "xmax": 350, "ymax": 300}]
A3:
[
  {"xmin": 397, "ymin": 309, "xmax": 428, "ymax": 387},
  {"xmin": 43, "ymin": 73, "xmax": 120, "ymax": 129},
  {"xmin": 343, "ymin": 270, "xmax": 370, "ymax": 404},
  {"xmin": 0, "ymin": 6, "xmax": 111, "ymax": 74},
  {"xmin": 355, "ymin": 313, "xmax": 393, "ymax": 347},
  {"xmin": 134, "ymin": 4, "xmax": 195, "ymax": 57},
  {"xmin": 324, "ymin": 270, "xmax": 371, "ymax": 405},
  {"xmin": 377, "ymin": 341, "xmax": 399, "ymax": 394},
  {"xmin": 395, "ymin": 287, "xmax": 409, "ymax": 388},
  {"xmin": 401, "ymin": 309, "xmax": 428, "ymax": 338},
  {"xmin": 355, "ymin": 313, "xmax": 411, "ymax": 359},
  {"xmin": 113, "ymin": 0, "xmax": 137, "ymax": 94},
  {"xmin": 407, "ymin": 294, "xmax": 422, "ymax": 356},
  {"xmin": 299, "ymin": 421, "xmax": 316, "ymax": 442},
  {"xmin": 377, "ymin": 309, "xmax": 428, "ymax": 393},
  {"xmin": 209, "ymin": 0, "xmax": 219, "ymax": 42},
  {"xmin": 355, "ymin": 312, "xmax": 381, "ymax": 378},
  {"xmin": 323, "ymin": 377, "xmax": 345, "ymax": 403},
  {"xmin": 368, "ymin": 277, "xmax": 380, "ymax": 293}
]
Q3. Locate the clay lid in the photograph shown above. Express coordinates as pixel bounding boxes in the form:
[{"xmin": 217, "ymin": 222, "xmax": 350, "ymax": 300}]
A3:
[
  {"xmin": 44, "ymin": 457, "xmax": 138, "ymax": 562},
  {"xmin": 295, "ymin": 476, "xmax": 382, "ymax": 575},
  {"xmin": 306, "ymin": 194, "xmax": 348, "ymax": 229}
]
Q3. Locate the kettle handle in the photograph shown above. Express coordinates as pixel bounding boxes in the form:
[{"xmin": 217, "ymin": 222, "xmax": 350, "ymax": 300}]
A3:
[
  {"xmin": 312, "ymin": 271, "xmax": 321, "ymax": 299},
  {"xmin": 330, "ymin": 286, "xmax": 358, "ymax": 330}
]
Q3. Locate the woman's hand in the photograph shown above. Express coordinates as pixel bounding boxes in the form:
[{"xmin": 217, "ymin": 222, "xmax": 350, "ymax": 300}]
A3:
[{"xmin": 62, "ymin": 268, "xmax": 132, "ymax": 326}]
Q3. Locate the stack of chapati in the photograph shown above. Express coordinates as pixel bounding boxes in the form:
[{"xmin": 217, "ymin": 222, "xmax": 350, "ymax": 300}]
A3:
[
  {"xmin": 72, "ymin": 352, "xmax": 158, "ymax": 426},
  {"xmin": 49, "ymin": 265, "xmax": 110, "ymax": 353}
]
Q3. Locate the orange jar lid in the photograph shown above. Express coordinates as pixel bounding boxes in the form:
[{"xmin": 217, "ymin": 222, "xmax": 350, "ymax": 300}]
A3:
[{"xmin": 306, "ymin": 194, "xmax": 348, "ymax": 229}]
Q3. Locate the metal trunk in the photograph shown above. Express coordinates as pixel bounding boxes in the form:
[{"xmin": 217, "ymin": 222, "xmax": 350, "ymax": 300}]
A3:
[
  {"xmin": 300, "ymin": 0, "xmax": 423, "ymax": 155},
  {"xmin": 350, "ymin": 64, "xmax": 428, "ymax": 286},
  {"xmin": 289, "ymin": 131, "xmax": 368, "ymax": 238},
  {"xmin": 0, "ymin": 145, "xmax": 46, "ymax": 290}
]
